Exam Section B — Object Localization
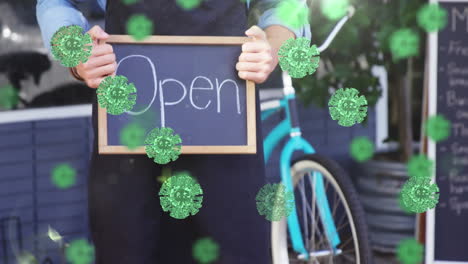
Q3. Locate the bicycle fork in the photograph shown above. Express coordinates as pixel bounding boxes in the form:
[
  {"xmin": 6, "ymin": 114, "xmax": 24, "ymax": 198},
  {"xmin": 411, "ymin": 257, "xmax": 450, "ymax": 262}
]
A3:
[{"xmin": 279, "ymin": 93, "xmax": 341, "ymax": 260}]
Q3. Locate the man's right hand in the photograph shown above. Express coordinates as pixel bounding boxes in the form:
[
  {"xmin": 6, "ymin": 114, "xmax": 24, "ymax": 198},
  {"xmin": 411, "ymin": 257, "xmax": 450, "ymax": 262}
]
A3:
[{"xmin": 75, "ymin": 25, "xmax": 116, "ymax": 88}]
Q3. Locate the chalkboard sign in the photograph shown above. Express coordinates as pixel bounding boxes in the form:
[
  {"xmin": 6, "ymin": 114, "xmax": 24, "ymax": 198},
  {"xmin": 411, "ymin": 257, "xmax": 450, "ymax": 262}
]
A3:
[
  {"xmin": 98, "ymin": 35, "xmax": 256, "ymax": 154},
  {"xmin": 426, "ymin": 1, "xmax": 468, "ymax": 263}
]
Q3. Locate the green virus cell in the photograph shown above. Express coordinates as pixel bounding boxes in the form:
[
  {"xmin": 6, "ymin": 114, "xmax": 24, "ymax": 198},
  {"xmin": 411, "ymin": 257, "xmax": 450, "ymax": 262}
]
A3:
[
  {"xmin": 192, "ymin": 237, "xmax": 220, "ymax": 264},
  {"xmin": 50, "ymin": 25, "xmax": 92, "ymax": 67},
  {"xmin": 424, "ymin": 114, "xmax": 451, "ymax": 142},
  {"xmin": 96, "ymin": 75, "xmax": 137, "ymax": 115},
  {"xmin": 396, "ymin": 238, "xmax": 424, "ymax": 264},
  {"xmin": 51, "ymin": 163, "xmax": 77, "ymax": 189},
  {"xmin": 130, "ymin": 107, "xmax": 161, "ymax": 132},
  {"xmin": 276, "ymin": 0, "xmax": 309, "ymax": 29},
  {"xmin": 256, "ymin": 183, "xmax": 295, "ymax": 222},
  {"xmin": 400, "ymin": 177, "xmax": 439, "ymax": 214},
  {"xmin": 398, "ymin": 192, "xmax": 414, "ymax": 215},
  {"xmin": 158, "ymin": 167, "xmax": 172, "ymax": 184},
  {"xmin": 278, "ymin": 37, "xmax": 320, "ymax": 79},
  {"xmin": 121, "ymin": 0, "xmax": 140, "ymax": 5},
  {"xmin": 407, "ymin": 154, "xmax": 434, "ymax": 179},
  {"xmin": 176, "ymin": 0, "xmax": 202, "ymax": 10},
  {"xmin": 328, "ymin": 88, "xmax": 368, "ymax": 127},
  {"xmin": 126, "ymin": 14, "xmax": 153, "ymax": 41},
  {"xmin": 320, "ymin": 0, "xmax": 349, "ymax": 21},
  {"xmin": 159, "ymin": 171, "xmax": 203, "ymax": 219},
  {"xmin": 389, "ymin": 28, "xmax": 420, "ymax": 61},
  {"xmin": 120, "ymin": 122, "xmax": 146, "ymax": 150},
  {"xmin": 349, "ymin": 137, "xmax": 374, "ymax": 162},
  {"xmin": 16, "ymin": 251, "xmax": 38, "ymax": 264},
  {"xmin": 0, "ymin": 84, "xmax": 19, "ymax": 110},
  {"xmin": 65, "ymin": 239, "xmax": 95, "ymax": 264},
  {"xmin": 145, "ymin": 127, "xmax": 182, "ymax": 165},
  {"xmin": 417, "ymin": 3, "xmax": 448, "ymax": 33}
]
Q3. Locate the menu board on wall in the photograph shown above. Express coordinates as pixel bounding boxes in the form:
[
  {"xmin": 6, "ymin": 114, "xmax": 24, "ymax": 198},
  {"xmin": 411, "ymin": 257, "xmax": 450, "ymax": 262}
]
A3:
[{"xmin": 426, "ymin": 1, "xmax": 468, "ymax": 263}]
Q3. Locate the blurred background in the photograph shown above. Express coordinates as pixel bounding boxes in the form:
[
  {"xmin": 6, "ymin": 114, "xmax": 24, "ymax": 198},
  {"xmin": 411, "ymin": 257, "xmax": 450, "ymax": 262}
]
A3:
[
  {"xmin": 0, "ymin": 1, "xmax": 104, "ymax": 263},
  {"xmin": 0, "ymin": 0, "xmax": 460, "ymax": 263}
]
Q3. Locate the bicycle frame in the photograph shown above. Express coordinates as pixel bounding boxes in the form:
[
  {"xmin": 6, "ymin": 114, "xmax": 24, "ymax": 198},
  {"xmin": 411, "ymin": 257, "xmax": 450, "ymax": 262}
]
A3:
[
  {"xmin": 261, "ymin": 7, "xmax": 355, "ymax": 259},
  {"xmin": 262, "ymin": 73, "xmax": 340, "ymax": 259}
]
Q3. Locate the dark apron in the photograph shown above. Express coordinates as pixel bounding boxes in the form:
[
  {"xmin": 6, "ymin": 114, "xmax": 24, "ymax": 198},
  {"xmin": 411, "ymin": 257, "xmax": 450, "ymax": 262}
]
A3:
[{"xmin": 88, "ymin": 1, "xmax": 269, "ymax": 263}]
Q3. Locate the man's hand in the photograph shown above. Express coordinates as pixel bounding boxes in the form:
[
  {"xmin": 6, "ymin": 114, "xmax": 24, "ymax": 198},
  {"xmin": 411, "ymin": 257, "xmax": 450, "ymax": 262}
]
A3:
[
  {"xmin": 75, "ymin": 25, "xmax": 116, "ymax": 88},
  {"xmin": 237, "ymin": 26, "xmax": 275, "ymax": 84}
]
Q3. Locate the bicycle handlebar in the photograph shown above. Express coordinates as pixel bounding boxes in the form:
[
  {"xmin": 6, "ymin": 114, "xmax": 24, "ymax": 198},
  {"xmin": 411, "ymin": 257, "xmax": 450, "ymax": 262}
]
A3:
[
  {"xmin": 317, "ymin": 5, "xmax": 355, "ymax": 53},
  {"xmin": 282, "ymin": 5, "xmax": 355, "ymax": 91}
]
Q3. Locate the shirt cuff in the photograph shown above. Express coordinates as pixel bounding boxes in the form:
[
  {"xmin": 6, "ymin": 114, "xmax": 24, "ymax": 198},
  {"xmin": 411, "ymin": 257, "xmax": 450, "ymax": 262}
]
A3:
[
  {"xmin": 36, "ymin": 3, "xmax": 90, "ymax": 52},
  {"xmin": 257, "ymin": 8, "xmax": 312, "ymax": 40}
]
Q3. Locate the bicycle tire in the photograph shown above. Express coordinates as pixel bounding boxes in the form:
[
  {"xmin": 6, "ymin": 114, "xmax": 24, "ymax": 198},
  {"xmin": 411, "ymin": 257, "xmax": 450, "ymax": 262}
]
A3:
[{"xmin": 271, "ymin": 154, "xmax": 373, "ymax": 264}]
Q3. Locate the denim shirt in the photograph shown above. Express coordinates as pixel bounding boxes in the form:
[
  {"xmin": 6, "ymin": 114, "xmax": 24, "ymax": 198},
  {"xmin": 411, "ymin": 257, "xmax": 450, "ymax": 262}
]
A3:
[{"xmin": 36, "ymin": 0, "xmax": 311, "ymax": 51}]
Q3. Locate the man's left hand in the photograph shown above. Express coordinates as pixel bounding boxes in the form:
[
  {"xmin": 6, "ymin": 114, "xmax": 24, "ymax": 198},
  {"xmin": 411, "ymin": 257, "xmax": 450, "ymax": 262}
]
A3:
[{"xmin": 237, "ymin": 26, "xmax": 275, "ymax": 84}]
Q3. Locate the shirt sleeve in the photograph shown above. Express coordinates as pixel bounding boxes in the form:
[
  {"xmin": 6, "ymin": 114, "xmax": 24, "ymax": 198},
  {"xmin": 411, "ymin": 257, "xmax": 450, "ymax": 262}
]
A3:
[
  {"xmin": 36, "ymin": 0, "xmax": 91, "ymax": 52},
  {"xmin": 256, "ymin": 0, "xmax": 312, "ymax": 40}
]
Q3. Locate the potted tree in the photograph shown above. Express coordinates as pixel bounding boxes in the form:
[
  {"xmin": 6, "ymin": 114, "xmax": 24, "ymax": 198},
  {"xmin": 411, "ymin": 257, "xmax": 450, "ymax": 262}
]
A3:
[{"xmin": 295, "ymin": 0, "xmax": 430, "ymax": 252}]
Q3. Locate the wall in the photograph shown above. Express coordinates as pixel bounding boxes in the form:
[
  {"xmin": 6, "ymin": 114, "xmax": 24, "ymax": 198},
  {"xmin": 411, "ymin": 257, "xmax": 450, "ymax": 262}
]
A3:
[{"xmin": 0, "ymin": 116, "xmax": 92, "ymax": 263}]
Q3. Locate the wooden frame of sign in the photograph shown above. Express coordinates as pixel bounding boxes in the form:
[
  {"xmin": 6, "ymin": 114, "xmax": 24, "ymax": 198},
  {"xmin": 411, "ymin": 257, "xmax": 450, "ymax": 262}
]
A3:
[{"xmin": 97, "ymin": 35, "xmax": 256, "ymax": 154}]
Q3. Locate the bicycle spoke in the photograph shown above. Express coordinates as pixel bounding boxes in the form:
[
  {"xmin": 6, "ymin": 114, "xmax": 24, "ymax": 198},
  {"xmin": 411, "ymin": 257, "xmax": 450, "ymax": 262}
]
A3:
[
  {"xmin": 322, "ymin": 174, "xmax": 341, "ymax": 222},
  {"xmin": 336, "ymin": 220, "xmax": 349, "ymax": 231},
  {"xmin": 299, "ymin": 177, "xmax": 310, "ymax": 250},
  {"xmin": 310, "ymin": 172, "xmax": 317, "ymax": 253},
  {"xmin": 341, "ymin": 249, "xmax": 358, "ymax": 260},
  {"xmin": 302, "ymin": 171, "xmax": 336, "ymax": 254},
  {"xmin": 310, "ymin": 210, "xmax": 327, "ymax": 251},
  {"xmin": 306, "ymin": 193, "xmax": 325, "ymax": 248},
  {"xmin": 325, "ymin": 179, "xmax": 330, "ymax": 193},
  {"xmin": 335, "ymin": 209, "xmax": 348, "ymax": 230},
  {"xmin": 339, "ymin": 238, "xmax": 354, "ymax": 250},
  {"xmin": 306, "ymin": 186, "xmax": 326, "ymax": 245},
  {"xmin": 314, "ymin": 220, "xmax": 330, "ymax": 251},
  {"xmin": 331, "ymin": 189, "xmax": 340, "ymax": 217},
  {"xmin": 298, "ymin": 171, "xmax": 324, "ymax": 251}
]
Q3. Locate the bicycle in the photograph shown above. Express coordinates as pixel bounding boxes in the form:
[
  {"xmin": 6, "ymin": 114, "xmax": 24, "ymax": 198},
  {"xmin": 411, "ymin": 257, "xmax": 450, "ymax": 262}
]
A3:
[{"xmin": 261, "ymin": 6, "xmax": 373, "ymax": 263}]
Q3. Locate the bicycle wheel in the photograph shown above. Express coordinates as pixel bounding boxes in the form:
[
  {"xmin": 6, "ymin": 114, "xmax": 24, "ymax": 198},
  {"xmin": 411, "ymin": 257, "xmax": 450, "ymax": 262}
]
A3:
[{"xmin": 271, "ymin": 154, "xmax": 372, "ymax": 264}]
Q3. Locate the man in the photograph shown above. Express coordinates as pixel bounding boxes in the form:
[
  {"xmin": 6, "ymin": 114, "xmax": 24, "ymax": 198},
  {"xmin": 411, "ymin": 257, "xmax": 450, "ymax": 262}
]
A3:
[{"xmin": 36, "ymin": 0, "xmax": 310, "ymax": 263}]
